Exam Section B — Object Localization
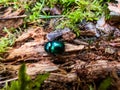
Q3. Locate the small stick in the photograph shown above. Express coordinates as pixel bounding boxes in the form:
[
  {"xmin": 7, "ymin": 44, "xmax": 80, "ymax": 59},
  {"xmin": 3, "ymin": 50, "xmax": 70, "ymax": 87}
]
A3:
[
  {"xmin": 0, "ymin": 15, "xmax": 27, "ymax": 20},
  {"xmin": 0, "ymin": 77, "xmax": 18, "ymax": 84}
]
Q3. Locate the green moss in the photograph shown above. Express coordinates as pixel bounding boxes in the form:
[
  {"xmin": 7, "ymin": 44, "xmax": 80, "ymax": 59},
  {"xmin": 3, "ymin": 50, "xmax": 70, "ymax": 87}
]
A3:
[
  {"xmin": 0, "ymin": 28, "xmax": 16, "ymax": 53},
  {"xmin": 0, "ymin": 0, "xmax": 110, "ymax": 23},
  {"xmin": 42, "ymin": 0, "xmax": 110, "ymax": 36},
  {"xmin": 98, "ymin": 77, "xmax": 112, "ymax": 90}
]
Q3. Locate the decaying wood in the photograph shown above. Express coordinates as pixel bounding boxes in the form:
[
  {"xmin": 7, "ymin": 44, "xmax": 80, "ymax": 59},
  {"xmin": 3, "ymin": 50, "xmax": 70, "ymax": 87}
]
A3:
[
  {"xmin": 2, "ymin": 24, "xmax": 120, "ymax": 87},
  {"xmin": 109, "ymin": 38, "xmax": 120, "ymax": 48},
  {"xmin": 48, "ymin": 73, "xmax": 78, "ymax": 83},
  {"xmin": 80, "ymin": 30, "xmax": 96, "ymax": 36},
  {"xmin": 108, "ymin": 1, "xmax": 120, "ymax": 23},
  {"xmin": 6, "ymin": 27, "xmax": 85, "ymax": 61},
  {"xmin": 26, "ymin": 60, "xmax": 58, "ymax": 76},
  {"xmin": 6, "ymin": 42, "xmax": 85, "ymax": 61},
  {"xmin": 65, "ymin": 43, "xmax": 84, "ymax": 52},
  {"xmin": 62, "ymin": 31, "xmax": 76, "ymax": 41},
  {"xmin": 0, "ymin": 1, "xmax": 120, "ymax": 89},
  {"xmin": 74, "ymin": 60, "xmax": 120, "ymax": 81},
  {"xmin": 5, "ymin": 59, "xmax": 120, "ymax": 84},
  {"xmin": 73, "ymin": 39, "xmax": 89, "ymax": 45},
  {"xmin": 6, "ymin": 27, "xmax": 47, "ymax": 61}
]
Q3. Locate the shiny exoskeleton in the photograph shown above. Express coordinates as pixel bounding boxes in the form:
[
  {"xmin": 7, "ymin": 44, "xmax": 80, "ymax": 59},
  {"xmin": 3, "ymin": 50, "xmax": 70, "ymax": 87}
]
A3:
[{"xmin": 44, "ymin": 41, "xmax": 65, "ymax": 54}]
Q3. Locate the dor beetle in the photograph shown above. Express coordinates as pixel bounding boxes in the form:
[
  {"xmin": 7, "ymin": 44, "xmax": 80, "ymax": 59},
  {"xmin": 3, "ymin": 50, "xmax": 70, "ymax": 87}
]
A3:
[{"xmin": 44, "ymin": 41, "xmax": 65, "ymax": 54}]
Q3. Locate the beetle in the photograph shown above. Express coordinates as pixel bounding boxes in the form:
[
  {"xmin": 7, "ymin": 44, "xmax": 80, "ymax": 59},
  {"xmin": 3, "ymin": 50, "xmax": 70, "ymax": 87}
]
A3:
[{"xmin": 44, "ymin": 41, "xmax": 65, "ymax": 54}]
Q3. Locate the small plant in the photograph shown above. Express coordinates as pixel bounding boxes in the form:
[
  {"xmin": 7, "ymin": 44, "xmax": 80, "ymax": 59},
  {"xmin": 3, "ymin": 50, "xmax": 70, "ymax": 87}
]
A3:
[
  {"xmin": 51, "ymin": 0, "xmax": 110, "ymax": 36},
  {"xmin": 88, "ymin": 77, "xmax": 112, "ymax": 90},
  {"xmin": 0, "ymin": 0, "xmax": 16, "ymax": 4},
  {"xmin": 0, "ymin": 0, "xmax": 111, "ymax": 28},
  {"xmin": 98, "ymin": 77, "xmax": 112, "ymax": 90},
  {"xmin": 0, "ymin": 28, "xmax": 16, "ymax": 53},
  {"xmin": 2, "ymin": 63, "xmax": 49, "ymax": 90},
  {"xmin": 29, "ymin": 0, "xmax": 45, "ymax": 22}
]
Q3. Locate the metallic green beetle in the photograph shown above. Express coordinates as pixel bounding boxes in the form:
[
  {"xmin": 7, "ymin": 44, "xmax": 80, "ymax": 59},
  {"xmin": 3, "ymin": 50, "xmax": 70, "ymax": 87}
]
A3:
[{"xmin": 44, "ymin": 41, "xmax": 65, "ymax": 54}]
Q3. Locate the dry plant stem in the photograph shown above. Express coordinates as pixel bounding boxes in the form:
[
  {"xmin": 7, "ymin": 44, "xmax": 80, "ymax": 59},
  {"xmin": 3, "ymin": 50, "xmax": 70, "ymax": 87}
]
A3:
[
  {"xmin": 0, "ymin": 77, "xmax": 18, "ymax": 84},
  {"xmin": 0, "ymin": 15, "xmax": 27, "ymax": 20}
]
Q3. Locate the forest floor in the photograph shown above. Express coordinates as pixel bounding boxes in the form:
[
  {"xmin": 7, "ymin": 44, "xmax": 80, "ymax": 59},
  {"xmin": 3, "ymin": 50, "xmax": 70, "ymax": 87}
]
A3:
[{"xmin": 0, "ymin": 0, "xmax": 120, "ymax": 90}]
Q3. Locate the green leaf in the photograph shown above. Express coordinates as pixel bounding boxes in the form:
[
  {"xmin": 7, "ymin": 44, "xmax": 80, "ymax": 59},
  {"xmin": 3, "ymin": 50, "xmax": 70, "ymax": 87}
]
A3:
[
  {"xmin": 89, "ymin": 85, "xmax": 94, "ymax": 90},
  {"xmin": 32, "ymin": 73, "xmax": 50, "ymax": 89},
  {"xmin": 98, "ymin": 77, "xmax": 112, "ymax": 90},
  {"xmin": 9, "ymin": 81, "xmax": 20, "ymax": 90},
  {"xmin": 19, "ymin": 63, "xmax": 31, "ymax": 90}
]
